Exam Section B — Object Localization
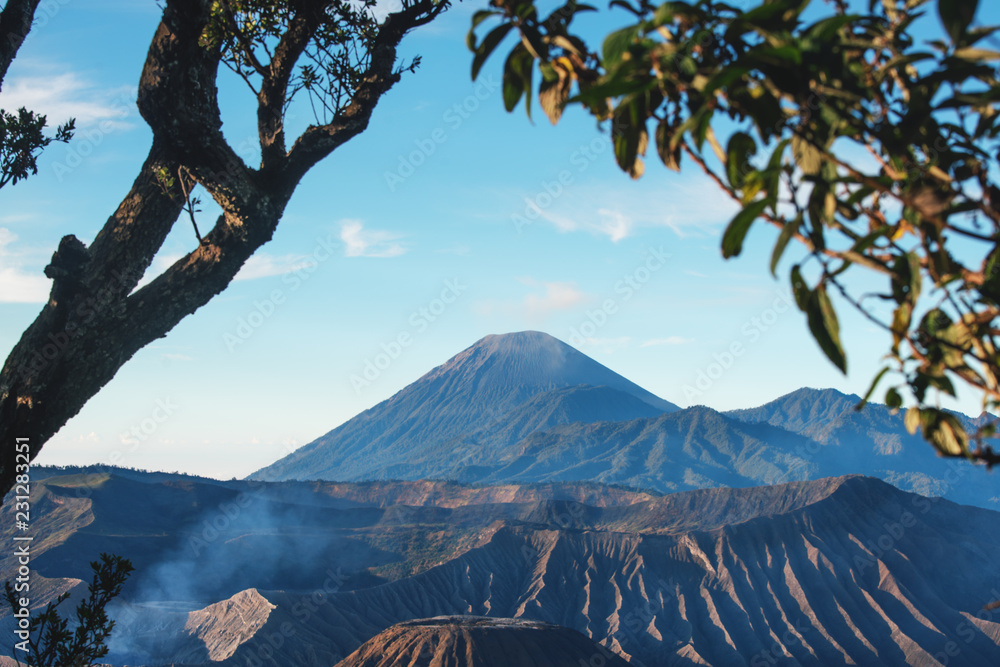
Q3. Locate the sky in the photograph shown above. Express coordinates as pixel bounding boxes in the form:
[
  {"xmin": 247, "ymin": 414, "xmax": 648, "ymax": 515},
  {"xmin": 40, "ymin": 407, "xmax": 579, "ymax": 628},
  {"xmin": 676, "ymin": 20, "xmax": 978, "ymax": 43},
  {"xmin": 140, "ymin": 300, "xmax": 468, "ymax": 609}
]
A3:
[{"xmin": 1, "ymin": 0, "xmax": 997, "ymax": 479}]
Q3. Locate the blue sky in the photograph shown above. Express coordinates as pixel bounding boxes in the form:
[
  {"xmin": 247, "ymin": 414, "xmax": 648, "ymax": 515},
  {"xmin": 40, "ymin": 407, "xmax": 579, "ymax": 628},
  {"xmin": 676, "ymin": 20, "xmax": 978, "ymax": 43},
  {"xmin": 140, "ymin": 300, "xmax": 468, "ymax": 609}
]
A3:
[{"xmin": 1, "ymin": 0, "xmax": 995, "ymax": 478}]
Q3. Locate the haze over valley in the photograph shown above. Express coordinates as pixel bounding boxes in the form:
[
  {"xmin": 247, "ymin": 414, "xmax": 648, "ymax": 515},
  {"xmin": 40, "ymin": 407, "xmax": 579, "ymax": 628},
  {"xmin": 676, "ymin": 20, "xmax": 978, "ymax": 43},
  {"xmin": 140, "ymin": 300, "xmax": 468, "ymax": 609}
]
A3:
[{"xmin": 3, "ymin": 331, "xmax": 1000, "ymax": 665}]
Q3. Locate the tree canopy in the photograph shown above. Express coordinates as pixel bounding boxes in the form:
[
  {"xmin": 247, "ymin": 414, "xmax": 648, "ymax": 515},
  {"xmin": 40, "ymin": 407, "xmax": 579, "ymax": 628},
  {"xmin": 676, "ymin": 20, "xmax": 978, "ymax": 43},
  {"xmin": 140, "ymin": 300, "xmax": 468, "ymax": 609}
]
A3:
[
  {"xmin": 469, "ymin": 0, "xmax": 1000, "ymax": 464},
  {"xmin": 0, "ymin": 0, "xmax": 449, "ymax": 498}
]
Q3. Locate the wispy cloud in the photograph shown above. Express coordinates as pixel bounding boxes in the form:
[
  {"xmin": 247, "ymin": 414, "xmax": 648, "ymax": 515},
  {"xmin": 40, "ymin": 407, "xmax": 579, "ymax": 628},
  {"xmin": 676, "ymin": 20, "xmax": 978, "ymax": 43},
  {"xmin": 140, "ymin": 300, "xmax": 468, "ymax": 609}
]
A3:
[
  {"xmin": 641, "ymin": 336, "xmax": 694, "ymax": 347},
  {"xmin": 134, "ymin": 252, "xmax": 184, "ymax": 289},
  {"xmin": 522, "ymin": 279, "xmax": 588, "ymax": 317},
  {"xmin": 234, "ymin": 253, "xmax": 316, "ymax": 281},
  {"xmin": 515, "ymin": 175, "xmax": 740, "ymax": 241},
  {"xmin": 474, "ymin": 279, "xmax": 591, "ymax": 322},
  {"xmin": 534, "ymin": 207, "xmax": 633, "ymax": 243},
  {"xmin": 340, "ymin": 220, "xmax": 407, "ymax": 258},
  {"xmin": 0, "ymin": 228, "xmax": 49, "ymax": 303},
  {"xmin": 0, "ymin": 70, "xmax": 135, "ymax": 130}
]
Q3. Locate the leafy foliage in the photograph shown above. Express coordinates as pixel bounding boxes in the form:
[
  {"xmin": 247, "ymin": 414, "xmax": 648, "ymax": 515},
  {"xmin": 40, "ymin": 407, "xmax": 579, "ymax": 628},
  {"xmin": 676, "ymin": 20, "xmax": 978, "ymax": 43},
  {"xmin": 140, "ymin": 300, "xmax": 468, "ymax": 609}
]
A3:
[
  {"xmin": 201, "ymin": 0, "xmax": 417, "ymax": 124},
  {"xmin": 469, "ymin": 0, "xmax": 1000, "ymax": 464},
  {"xmin": 0, "ymin": 107, "xmax": 74, "ymax": 189},
  {"xmin": 3, "ymin": 553, "xmax": 133, "ymax": 666}
]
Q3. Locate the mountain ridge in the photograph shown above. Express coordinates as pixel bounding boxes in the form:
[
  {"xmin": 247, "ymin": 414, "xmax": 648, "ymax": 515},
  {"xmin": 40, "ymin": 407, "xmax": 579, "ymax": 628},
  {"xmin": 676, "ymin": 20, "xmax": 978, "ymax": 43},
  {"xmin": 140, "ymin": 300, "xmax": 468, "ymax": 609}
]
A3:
[{"xmin": 253, "ymin": 332, "xmax": 1000, "ymax": 508}]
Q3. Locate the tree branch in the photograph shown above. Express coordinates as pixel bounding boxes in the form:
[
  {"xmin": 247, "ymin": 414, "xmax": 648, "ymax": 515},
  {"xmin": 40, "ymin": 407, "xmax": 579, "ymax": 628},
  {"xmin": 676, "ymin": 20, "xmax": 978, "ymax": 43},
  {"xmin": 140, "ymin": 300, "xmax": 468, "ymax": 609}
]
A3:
[
  {"xmin": 282, "ymin": 0, "xmax": 448, "ymax": 186},
  {"xmin": 0, "ymin": 0, "xmax": 41, "ymax": 89}
]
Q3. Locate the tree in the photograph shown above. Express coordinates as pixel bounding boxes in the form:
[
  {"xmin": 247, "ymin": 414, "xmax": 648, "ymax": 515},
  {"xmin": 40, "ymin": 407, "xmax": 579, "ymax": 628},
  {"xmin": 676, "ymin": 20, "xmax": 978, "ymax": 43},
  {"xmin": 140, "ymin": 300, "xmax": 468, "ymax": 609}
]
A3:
[
  {"xmin": 0, "ymin": 0, "xmax": 449, "ymax": 498},
  {"xmin": 4, "ymin": 553, "xmax": 133, "ymax": 666},
  {"xmin": 469, "ymin": 0, "xmax": 1000, "ymax": 463},
  {"xmin": 0, "ymin": 0, "xmax": 75, "ymax": 189}
]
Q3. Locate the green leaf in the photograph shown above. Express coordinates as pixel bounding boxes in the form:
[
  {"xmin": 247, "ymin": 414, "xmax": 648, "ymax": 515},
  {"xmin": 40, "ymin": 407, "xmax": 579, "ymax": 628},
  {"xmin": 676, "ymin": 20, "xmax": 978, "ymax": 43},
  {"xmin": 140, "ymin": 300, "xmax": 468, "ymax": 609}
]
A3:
[
  {"xmin": 471, "ymin": 23, "xmax": 514, "ymax": 80},
  {"xmin": 806, "ymin": 285, "xmax": 847, "ymax": 373},
  {"xmin": 922, "ymin": 409, "xmax": 969, "ymax": 456},
  {"xmin": 790, "ymin": 265, "xmax": 809, "ymax": 310},
  {"xmin": 726, "ymin": 131, "xmax": 757, "ymax": 189},
  {"xmin": 692, "ymin": 110, "xmax": 712, "ymax": 152},
  {"xmin": 603, "ymin": 25, "xmax": 641, "ymax": 67},
  {"xmin": 770, "ymin": 216, "xmax": 799, "ymax": 276},
  {"xmin": 791, "ymin": 134, "xmax": 822, "ymax": 176},
  {"xmin": 655, "ymin": 118, "xmax": 681, "ymax": 171},
  {"xmin": 702, "ymin": 66, "xmax": 750, "ymax": 95},
  {"xmin": 502, "ymin": 46, "xmax": 535, "ymax": 117},
  {"xmin": 885, "ymin": 386, "xmax": 903, "ymax": 410},
  {"xmin": 804, "ymin": 14, "xmax": 860, "ymax": 43},
  {"xmin": 938, "ymin": 0, "xmax": 979, "ymax": 44},
  {"xmin": 859, "ymin": 366, "xmax": 890, "ymax": 407},
  {"xmin": 502, "ymin": 49, "xmax": 526, "ymax": 113},
  {"xmin": 611, "ymin": 98, "xmax": 647, "ymax": 177},
  {"xmin": 470, "ymin": 9, "xmax": 499, "ymax": 32},
  {"xmin": 721, "ymin": 200, "xmax": 768, "ymax": 258}
]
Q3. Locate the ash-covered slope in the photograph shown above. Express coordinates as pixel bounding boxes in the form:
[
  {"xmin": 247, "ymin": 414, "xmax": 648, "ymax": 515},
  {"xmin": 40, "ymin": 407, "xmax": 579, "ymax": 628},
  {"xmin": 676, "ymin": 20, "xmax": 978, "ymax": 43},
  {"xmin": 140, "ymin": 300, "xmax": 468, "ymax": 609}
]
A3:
[
  {"xmin": 334, "ymin": 616, "xmax": 631, "ymax": 667},
  {"xmin": 95, "ymin": 475, "xmax": 1000, "ymax": 667},
  {"xmin": 251, "ymin": 331, "xmax": 677, "ymax": 482}
]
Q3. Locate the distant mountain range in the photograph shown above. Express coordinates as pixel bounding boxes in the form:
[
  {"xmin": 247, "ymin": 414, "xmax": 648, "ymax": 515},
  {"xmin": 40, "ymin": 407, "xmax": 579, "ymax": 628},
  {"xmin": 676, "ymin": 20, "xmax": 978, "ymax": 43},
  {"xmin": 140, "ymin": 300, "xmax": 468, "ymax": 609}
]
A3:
[
  {"xmin": 4, "ymin": 470, "xmax": 1000, "ymax": 666},
  {"xmin": 252, "ymin": 331, "xmax": 1000, "ymax": 509}
]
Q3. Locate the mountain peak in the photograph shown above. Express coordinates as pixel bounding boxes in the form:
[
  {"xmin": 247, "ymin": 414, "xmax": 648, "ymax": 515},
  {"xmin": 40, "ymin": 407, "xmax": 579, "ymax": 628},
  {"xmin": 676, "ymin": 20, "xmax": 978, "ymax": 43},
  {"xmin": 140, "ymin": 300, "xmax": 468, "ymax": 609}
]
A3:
[
  {"xmin": 251, "ymin": 331, "xmax": 677, "ymax": 482},
  {"xmin": 424, "ymin": 331, "xmax": 578, "ymax": 382},
  {"xmin": 429, "ymin": 332, "xmax": 675, "ymax": 411}
]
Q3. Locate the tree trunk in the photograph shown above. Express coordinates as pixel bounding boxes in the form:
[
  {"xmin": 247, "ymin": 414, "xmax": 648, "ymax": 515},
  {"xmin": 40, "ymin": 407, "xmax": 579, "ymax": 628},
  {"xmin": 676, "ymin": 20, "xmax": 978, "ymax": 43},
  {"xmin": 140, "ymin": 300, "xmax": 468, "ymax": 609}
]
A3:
[{"xmin": 0, "ymin": 0, "xmax": 447, "ymax": 499}]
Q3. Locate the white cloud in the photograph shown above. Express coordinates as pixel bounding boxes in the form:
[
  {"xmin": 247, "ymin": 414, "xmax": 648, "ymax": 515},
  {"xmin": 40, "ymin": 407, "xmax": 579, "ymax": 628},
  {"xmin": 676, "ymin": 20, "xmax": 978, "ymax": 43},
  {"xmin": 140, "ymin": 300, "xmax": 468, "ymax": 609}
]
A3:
[
  {"xmin": 0, "ymin": 228, "xmax": 49, "ymax": 303},
  {"xmin": 340, "ymin": 220, "xmax": 407, "ymax": 258},
  {"xmin": 521, "ymin": 279, "xmax": 588, "ymax": 317},
  {"xmin": 0, "ymin": 71, "xmax": 135, "ymax": 130},
  {"xmin": 234, "ymin": 253, "xmax": 316, "ymax": 281},
  {"xmin": 534, "ymin": 207, "xmax": 634, "ymax": 243},
  {"xmin": 135, "ymin": 252, "xmax": 184, "ymax": 289},
  {"xmin": 641, "ymin": 336, "xmax": 694, "ymax": 347},
  {"xmin": 519, "ymin": 175, "xmax": 740, "ymax": 241},
  {"xmin": 0, "ymin": 266, "xmax": 49, "ymax": 303},
  {"xmin": 473, "ymin": 279, "xmax": 590, "ymax": 321}
]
